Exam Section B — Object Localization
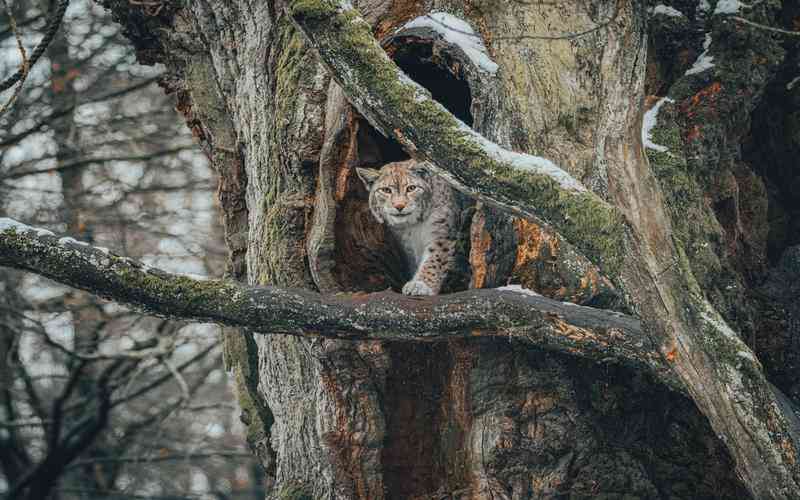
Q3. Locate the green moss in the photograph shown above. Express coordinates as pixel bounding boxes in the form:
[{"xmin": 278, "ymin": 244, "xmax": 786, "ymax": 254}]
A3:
[
  {"xmin": 645, "ymin": 115, "xmax": 729, "ymax": 293},
  {"xmin": 254, "ymin": 19, "xmax": 323, "ymax": 287},
  {"xmin": 288, "ymin": 0, "xmax": 335, "ymax": 20},
  {"xmin": 234, "ymin": 364, "xmax": 273, "ymax": 444},
  {"xmin": 116, "ymin": 266, "xmax": 237, "ymax": 311},
  {"xmin": 275, "ymin": 483, "xmax": 313, "ymax": 500}
]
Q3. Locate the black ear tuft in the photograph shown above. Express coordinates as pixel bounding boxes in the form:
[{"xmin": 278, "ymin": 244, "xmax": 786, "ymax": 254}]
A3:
[{"xmin": 356, "ymin": 167, "xmax": 380, "ymax": 188}]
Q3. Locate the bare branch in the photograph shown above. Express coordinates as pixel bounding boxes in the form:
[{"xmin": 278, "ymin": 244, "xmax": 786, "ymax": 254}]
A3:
[
  {"xmin": 732, "ymin": 16, "xmax": 800, "ymax": 36},
  {"xmin": 0, "ymin": 0, "xmax": 69, "ymax": 94},
  {"xmin": 2, "ymin": 146, "xmax": 196, "ymax": 181},
  {"xmin": 64, "ymin": 451, "xmax": 252, "ymax": 468},
  {"xmin": 0, "ymin": 218, "xmax": 680, "ymax": 391},
  {"xmin": 161, "ymin": 357, "xmax": 190, "ymax": 402},
  {"xmin": 0, "ymin": 13, "xmax": 44, "ymax": 39},
  {"xmin": 0, "ymin": 0, "xmax": 30, "ymax": 116},
  {"xmin": 0, "ymin": 77, "xmax": 160, "ymax": 149}
]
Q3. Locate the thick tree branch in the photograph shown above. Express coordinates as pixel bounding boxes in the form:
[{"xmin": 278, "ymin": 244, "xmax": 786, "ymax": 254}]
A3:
[
  {"xmin": 0, "ymin": 218, "xmax": 679, "ymax": 391},
  {"xmin": 286, "ymin": 0, "xmax": 629, "ymax": 278}
]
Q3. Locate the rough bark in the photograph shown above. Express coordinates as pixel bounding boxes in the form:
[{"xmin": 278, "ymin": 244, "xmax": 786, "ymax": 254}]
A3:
[
  {"xmin": 6, "ymin": 0, "xmax": 799, "ymax": 498},
  {"xmin": 286, "ymin": 1, "xmax": 800, "ymax": 498}
]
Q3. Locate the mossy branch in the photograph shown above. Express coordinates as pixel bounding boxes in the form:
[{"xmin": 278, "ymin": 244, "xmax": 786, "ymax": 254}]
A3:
[
  {"xmin": 285, "ymin": 0, "xmax": 629, "ymax": 278},
  {"xmin": 0, "ymin": 221, "xmax": 680, "ymax": 392}
]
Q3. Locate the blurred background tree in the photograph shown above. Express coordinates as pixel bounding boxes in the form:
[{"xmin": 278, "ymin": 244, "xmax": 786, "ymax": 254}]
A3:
[{"xmin": 0, "ymin": 1, "xmax": 263, "ymax": 498}]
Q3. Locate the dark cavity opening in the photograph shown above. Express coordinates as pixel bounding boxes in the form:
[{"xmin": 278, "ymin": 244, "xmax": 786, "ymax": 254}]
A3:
[
  {"xmin": 355, "ymin": 37, "xmax": 475, "ymax": 170},
  {"xmin": 742, "ymin": 56, "xmax": 800, "ymax": 264},
  {"xmin": 390, "ymin": 37, "xmax": 474, "ymax": 126}
]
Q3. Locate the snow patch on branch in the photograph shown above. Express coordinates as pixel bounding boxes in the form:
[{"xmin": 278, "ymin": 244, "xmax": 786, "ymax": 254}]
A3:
[
  {"xmin": 701, "ymin": 310, "xmax": 738, "ymax": 339},
  {"xmin": 650, "ymin": 4, "xmax": 685, "ymax": 17},
  {"xmin": 182, "ymin": 273, "xmax": 210, "ymax": 281},
  {"xmin": 403, "ymin": 12, "xmax": 499, "ymax": 74},
  {"xmin": 685, "ymin": 34, "xmax": 714, "ymax": 75},
  {"xmin": 59, "ymin": 237, "xmax": 89, "ymax": 247},
  {"xmin": 459, "ymin": 124, "xmax": 587, "ymax": 192},
  {"xmin": 1, "ymin": 217, "xmax": 113, "ymax": 257},
  {"xmin": 497, "ymin": 284, "xmax": 541, "ymax": 297},
  {"xmin": 0, "ymin": 217, "xmax": 54, "ymax": 237},
  {"xmin": 714, "ymin": 0, "xmax": 742, "ymax": 15},
  {"xmin": 642, "ymin": 97, "xmax": 675, "ymax": 152}
]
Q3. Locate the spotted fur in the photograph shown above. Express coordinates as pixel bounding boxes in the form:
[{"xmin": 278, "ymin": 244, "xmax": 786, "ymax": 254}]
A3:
[{"xmin": 357, "ymin": 159, "xmax": 457, "ymax": 296}]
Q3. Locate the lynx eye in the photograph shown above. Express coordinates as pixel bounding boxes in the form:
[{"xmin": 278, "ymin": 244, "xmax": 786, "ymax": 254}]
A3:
[
  {"xmin": 406, "ymin": 185, "xmax": 419, "ymax": 193},
  {"xmin": 378, "ymin": 187, "xmax": 392, "ymax": 194}
]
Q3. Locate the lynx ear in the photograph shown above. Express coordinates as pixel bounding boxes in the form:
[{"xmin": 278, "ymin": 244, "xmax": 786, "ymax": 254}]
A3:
[{"xmin": 356, "ymin": 167, "xmax": 380, "ymax": 188}]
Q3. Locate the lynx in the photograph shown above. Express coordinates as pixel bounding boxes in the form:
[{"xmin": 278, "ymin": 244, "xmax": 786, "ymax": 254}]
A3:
[{"xmin": 356, "ymin": 159, "xmax": 457, "ymax": 296}]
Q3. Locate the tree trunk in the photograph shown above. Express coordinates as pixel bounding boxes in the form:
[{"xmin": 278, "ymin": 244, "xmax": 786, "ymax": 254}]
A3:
[{"xmin": 23, "ymin": 0, "xmax": 800, "ymax": 497}]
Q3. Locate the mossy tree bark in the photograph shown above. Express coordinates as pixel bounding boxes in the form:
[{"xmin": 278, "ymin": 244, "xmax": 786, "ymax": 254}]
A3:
[{"xmin": 5, "ymin": 0, "xmax": 799, "ymax": 498}]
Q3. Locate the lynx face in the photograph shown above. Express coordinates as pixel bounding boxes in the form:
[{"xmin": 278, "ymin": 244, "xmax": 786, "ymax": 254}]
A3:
[{"xmin": 357, "ymin": 160, "xmax": 434, "ymax": 228}]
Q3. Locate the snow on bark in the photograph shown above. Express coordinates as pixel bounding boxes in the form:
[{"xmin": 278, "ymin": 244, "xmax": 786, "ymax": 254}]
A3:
[
  {"xmin": 458, "ymin": 123, "xmax": 588, "ymax": 192},
  {"xmin": 0, "ymin": 217, "xmax": 55, "ymax": 237},
  {"xmin": 642, "ymin": 97, "xmax": 675, "ymax": 152},
  {"xmin": 714, "ymin": 0, "xmax": 743, "ymax": 15},
  {"xmin": 496, "ymin": 284, "xmax": 541, "ymax": 296},
  {"xmin": 58, "ymin": 236, "xmax": 89, "ymax": 246},
  {"xmin": 685, "ymin": 34, "xmax": 715, "ymax": 76},
  {"xmin": 2, "ymin": 218, "xmax": 113, "ymax": 256},
  {"xmin": 402, "ymin": 12, "xmax": 499, "ymax": 74},
  {"xmin": 649, "ymin": 5, "xmax": 685, "ymax": 17}
]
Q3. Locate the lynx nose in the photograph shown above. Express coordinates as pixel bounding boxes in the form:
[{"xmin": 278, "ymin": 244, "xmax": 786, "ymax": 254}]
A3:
[{"xmin": 393, "ymin": 200, "xmax": 406, "ymax": 212}]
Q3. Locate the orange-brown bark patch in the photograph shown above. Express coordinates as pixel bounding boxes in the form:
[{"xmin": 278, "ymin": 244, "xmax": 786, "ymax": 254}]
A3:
[
  {"xmin": 374, "ymin": 1, "xmax": 426, "ymax": 40},
  {"xmin": 469, "ymin": 210, "xmax": 492, "ymax": 289}
]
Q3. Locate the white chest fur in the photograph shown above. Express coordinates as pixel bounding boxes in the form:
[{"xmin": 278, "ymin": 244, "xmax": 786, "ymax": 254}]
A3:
[{"xmin": 391, "ymin": 216, "xmax": 434, "ymax": 269}]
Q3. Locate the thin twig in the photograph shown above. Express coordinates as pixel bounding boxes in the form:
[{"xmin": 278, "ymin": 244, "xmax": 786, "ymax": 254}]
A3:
[
  {"xmin": 731, "ymin": 16, "xmax": 800, "ymax": 37},
  {"xmin": 65, "ymin": 451, "xmax": 252, "ymax": 468},
  {"xmin": 0, "ymin": 0, "xmax": 30, "ymax": 116},
  {"xmin": 162, "ymin": 356, "xmax": 191, "ymax": 401}
]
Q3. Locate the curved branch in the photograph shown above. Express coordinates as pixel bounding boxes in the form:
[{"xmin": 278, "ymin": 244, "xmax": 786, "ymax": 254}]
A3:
[
  {"xmin": 0, "ymin": 219, "xmax": 680, "ymax": 392},
  {"xmin": 285, "ymin": 0, "xmax": 629, "ymax": 278}
]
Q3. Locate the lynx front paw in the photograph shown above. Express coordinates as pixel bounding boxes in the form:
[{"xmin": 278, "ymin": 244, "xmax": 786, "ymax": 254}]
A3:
[{"xmin": 402, "ymin": 280, "xmax": 434, "ymax": 296}]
